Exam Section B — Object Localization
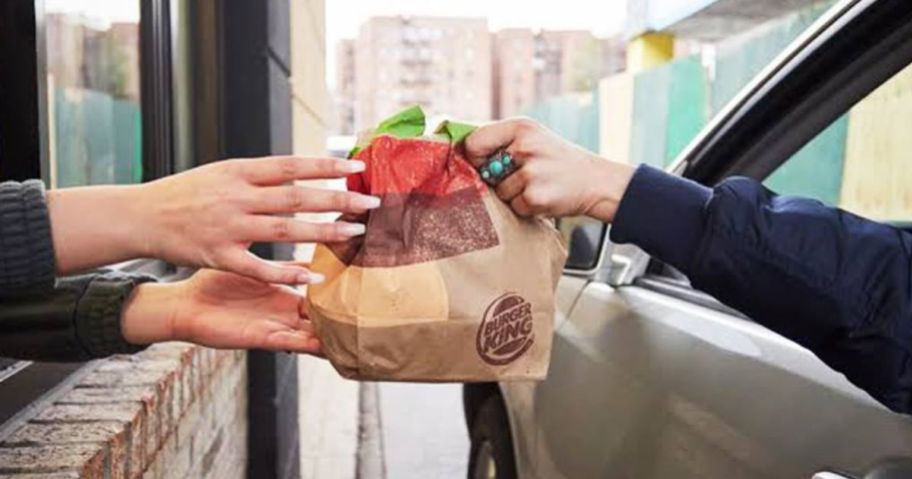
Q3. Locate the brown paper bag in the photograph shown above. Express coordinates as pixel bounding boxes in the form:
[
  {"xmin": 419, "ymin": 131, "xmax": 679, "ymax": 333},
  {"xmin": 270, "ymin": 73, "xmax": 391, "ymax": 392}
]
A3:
[{"xmin": 308, "ymin": 108, "xmax": 567, "ymax": 382}]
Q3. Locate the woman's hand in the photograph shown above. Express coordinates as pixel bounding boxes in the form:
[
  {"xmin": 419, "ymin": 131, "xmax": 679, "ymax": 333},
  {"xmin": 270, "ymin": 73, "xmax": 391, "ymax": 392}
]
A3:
[
  {"xmin": 48, "ymin": 156, "xmax": 379, "ymax": 283},
  {"xmin": 465, "ymin": 118, "xmax": 635, "ymax": 222},
  {"xmin": 120, "ymin": 268, "xmax": 322, "ymax": 355}
]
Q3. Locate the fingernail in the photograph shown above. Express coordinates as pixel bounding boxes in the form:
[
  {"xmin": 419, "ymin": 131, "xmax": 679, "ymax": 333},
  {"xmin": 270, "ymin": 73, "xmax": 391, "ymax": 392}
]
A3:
[
  {"xmin": 339, "ymin": 223, "xmax": 366, "ymax": 236},
  {"xmin": 353, "ymin": 195, "xmax": 381, "ymax": 210},
  {"xmin": 302, "ymin": 272, "xmax": 325, "ymax": 284},
  {"xmin": 340, "ymin": 160, "xmax": 366, "ymax": 173},
  {"xmin": 275, "ymin": 330, "xmax": 308, "ymax": 341}
]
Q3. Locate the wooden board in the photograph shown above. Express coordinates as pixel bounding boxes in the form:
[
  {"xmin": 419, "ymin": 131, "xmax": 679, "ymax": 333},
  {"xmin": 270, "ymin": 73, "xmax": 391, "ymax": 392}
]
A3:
[
  {"xmin": 840, "ymin": 63, "xmax": 912, "ymax": 222},
  {"xmin": 598, "ymin": 73, "xmax": 635, "ymax": 163}
]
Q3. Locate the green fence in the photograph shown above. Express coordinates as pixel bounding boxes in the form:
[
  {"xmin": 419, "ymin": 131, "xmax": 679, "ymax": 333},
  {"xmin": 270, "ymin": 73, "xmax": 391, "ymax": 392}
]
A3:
[
  {"xmin": 524, "ymin": 90, "xmax": 600, "ymax": 155},
  {"xmin": 707, "ymin": 2, "xmax": 849, "ymax": 203},
  {"xmin": 630, "ymin": 55, "xmax": 708, "ymax": 168},
  {"xmin": 711, "ymin": 3, "xmax": 833, "ymax": 114},
  {"xmin": 525, "ymin": 0, "xmax": 849, "ymax": 207},
  {"xmin": 763, "ymin": 118, "xmax": 848, "ymax": 205},
  {"xmin": 53, "ymin": 88, "xmax": 142, "ymax": 187}
]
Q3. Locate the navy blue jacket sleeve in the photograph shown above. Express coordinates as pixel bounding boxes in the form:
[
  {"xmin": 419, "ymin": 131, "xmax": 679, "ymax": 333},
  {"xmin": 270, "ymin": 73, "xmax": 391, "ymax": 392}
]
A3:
[{"xmin": 610, "ymin": 164, "xmax": 912, "ymax": 413}]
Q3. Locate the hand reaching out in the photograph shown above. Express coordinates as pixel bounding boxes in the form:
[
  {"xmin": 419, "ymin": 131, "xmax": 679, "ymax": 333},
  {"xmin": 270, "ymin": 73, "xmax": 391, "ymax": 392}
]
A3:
[
  {"xmin": 47, "ymin": 156, "xmax": 381, "ymax": 284},
  {"xmin": 121, "ymin": 268, "xmax": 322, "ymax": 355},
  {"xmin": 465, "ymin": 118, "xmax": 634, "ymax": 222}
]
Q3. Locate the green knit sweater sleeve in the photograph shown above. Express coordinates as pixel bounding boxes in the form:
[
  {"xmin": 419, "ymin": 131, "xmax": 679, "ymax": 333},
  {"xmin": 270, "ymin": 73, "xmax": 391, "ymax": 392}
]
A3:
[
  {"xmin": 0, "ymin": 180, "xmax": 156, "ymax": 360},
  {"xmin": 0, "ymin": 271, "xmax": 155, "ymax": 361},
  {"xmin": 0, "ymin": 180, "xmax": 56, "ymax": 297}
]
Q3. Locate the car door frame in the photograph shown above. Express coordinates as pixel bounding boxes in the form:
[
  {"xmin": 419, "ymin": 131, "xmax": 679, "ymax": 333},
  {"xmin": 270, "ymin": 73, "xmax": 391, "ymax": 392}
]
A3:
[{"xmin": 681, "ymin": 0, "xmax": 912, "ymax": 185}]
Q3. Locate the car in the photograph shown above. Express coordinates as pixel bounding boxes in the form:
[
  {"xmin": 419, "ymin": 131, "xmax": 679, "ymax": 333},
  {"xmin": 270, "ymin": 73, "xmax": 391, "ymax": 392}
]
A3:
[{"xmin": 463, "ymin": 0, "xmax": 912, "ymax": 478}]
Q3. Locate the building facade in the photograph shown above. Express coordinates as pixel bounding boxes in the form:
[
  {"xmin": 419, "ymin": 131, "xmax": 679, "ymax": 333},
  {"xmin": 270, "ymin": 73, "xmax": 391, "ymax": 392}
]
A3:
[
  {"xmin": 333, "ymin": 39, "xmax": 357, "ymax": 136},
  {"xmin": 491, "ymin": 29, "xmax": 536, "ymax": 121},
  {"xmin": 493, "ymin": 29, "xmax": 626, "ymax": 118},
  {"xmin": 351, "ymin": 16, "xmax": 492, "ymax": 131},
  {"xmin": 335, "ymin": 18, "xmax": 626, "ymax": 132}
]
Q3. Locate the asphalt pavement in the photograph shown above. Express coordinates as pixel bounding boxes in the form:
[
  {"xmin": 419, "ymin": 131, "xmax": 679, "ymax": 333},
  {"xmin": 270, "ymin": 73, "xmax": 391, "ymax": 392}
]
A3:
[
  {"xmin": 374, "ymin": 382, "xmax": 470, "ymax": 479},
  {"xmin": 297, "ymin": 357, "xmax": 470, "ymax": 479}
]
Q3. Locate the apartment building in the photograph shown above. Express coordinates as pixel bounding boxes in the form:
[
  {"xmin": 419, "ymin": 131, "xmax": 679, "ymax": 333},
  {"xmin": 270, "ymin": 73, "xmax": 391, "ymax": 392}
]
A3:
[{"xmin": 351, "ymin": 16, "xmax": 492, "ymax": 131}]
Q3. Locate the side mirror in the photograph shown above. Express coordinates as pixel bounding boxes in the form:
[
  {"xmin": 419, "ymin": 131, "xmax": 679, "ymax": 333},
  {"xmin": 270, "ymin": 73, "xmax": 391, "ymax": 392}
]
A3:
[{"xmin": 556, "ymin": 217, "xmax": 606, "ymax": 273}]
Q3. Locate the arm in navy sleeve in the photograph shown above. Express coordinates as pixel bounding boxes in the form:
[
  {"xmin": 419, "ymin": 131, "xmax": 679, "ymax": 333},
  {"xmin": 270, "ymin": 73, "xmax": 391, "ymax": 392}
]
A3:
[{"xmin": 610, "ymin": 164, "xmax": 912, "ymax": 413}]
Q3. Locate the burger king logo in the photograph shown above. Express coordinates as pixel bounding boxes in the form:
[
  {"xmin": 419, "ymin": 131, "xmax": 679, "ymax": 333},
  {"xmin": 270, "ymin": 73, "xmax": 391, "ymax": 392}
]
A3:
[{"xmin": 476, "ymin": 293, "xmax": 534, "ymax": 365}]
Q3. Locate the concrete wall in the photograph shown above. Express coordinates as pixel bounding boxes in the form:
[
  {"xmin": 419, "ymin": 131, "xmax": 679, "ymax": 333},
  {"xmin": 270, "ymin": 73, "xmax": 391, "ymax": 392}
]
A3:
[
  {"xmin": 291, "ymin": 0, "xmax": 334, "ymax": 263},
  {"xmin": 292, "ymin": 0, "xmax": 329, "ymax": 159}
]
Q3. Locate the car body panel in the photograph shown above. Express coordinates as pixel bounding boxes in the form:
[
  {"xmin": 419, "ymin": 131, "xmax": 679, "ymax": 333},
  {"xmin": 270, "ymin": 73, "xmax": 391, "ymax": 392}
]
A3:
[
  {"xmin": 555, "ymin": 275, "xmax": 588, "ymax": 328},
  {"xmin": 510, "ymin": 283, "xmax": 912, "ymax": 478},
  {"xmin": 498, "ymin": 275, "xmax": 590, "ymax": 479}
]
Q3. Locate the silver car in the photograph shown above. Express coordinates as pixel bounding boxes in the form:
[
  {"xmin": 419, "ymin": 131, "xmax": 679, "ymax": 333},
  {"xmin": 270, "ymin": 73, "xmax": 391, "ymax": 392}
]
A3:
[{"xmin": 464, "ymin": 1, "xmax": 912, "ymax": 478}]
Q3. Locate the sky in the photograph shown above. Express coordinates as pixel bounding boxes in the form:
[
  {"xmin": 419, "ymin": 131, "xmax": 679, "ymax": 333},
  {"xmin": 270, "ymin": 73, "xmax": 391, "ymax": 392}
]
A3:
[
  {"xmin": 326, "ymin": 0, "xmax": 627, "ymax": 84},
  {"xmin": 44, "ymin": 0, "xmax": 139, "ymax": 23}
]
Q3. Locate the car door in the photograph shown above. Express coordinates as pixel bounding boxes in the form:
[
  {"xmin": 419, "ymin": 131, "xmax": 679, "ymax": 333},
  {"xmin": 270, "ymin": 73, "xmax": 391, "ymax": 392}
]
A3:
[{"xmin": 520, "ymin": 1, "xmax": 912, "ymax": 478}]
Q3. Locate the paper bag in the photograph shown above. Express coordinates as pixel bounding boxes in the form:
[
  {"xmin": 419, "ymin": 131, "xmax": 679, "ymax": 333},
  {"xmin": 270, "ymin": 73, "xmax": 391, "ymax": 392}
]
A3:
[{"xmin": 308, "ymin": 106, "xmax": 567, "ymax": 381}]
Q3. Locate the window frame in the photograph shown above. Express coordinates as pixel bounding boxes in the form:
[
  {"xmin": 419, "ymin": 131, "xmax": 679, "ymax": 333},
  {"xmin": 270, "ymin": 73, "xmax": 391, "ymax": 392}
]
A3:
[
  {"xmin": 0, "ymin": 0, "xmax": 43, "ymax": 182},
  {"xmin": 0, "ymin": 0, "xmax": 178, "ymax": 435}
]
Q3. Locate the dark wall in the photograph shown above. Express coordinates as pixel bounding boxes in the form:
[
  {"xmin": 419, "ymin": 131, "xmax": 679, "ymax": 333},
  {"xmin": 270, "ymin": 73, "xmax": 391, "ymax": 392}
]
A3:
[
  {"xmin": 217, "ymin": 1, "xmax": 299, "ymax": 478},
  {"xmin": 0, "ymin": 0, "xmax": 41, "ymax": 181},
  {"xmin": 220, "ymin": 0, "xmax": 292, "ymax": 158}
]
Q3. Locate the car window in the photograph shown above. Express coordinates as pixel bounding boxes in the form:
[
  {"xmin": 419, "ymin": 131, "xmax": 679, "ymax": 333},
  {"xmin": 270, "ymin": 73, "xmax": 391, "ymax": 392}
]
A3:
[
  {"xmin": 45, "ymin": 1, "xmax": 143, "ymax": 188},
  {"xmin": 645, "ymin": 61, "xmax": 912, "ymax": 300},
  {"xmin": 763, "ymin": 62, "xmax": 912, "ymax": 223},
  {"xmin": 641, "ymin": 39, "xmax": 912, "ymax": 295}
]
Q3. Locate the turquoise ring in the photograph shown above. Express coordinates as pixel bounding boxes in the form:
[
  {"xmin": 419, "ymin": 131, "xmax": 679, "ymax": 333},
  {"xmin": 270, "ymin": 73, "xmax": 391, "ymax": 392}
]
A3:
[{"xmin": 479, "ymin": 150, "xmax": 517, "ymax": 186}]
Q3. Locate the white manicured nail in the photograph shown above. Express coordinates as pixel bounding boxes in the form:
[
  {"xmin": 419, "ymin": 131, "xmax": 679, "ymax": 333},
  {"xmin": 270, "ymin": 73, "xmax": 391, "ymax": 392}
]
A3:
[
  {"xmin": 341, "ymin": 161, "xmax": 366, "ymax": 173},
  {"xmin": 305, "ymin": 273, "xmax": 325, "ymax": 284},
  {"xmin": 354, "ymin": 195, "xmax": 382, "ymax": 209},
  {"xmin": 339, "ymin": 223, "xmax": 366, "ymax": 236}
]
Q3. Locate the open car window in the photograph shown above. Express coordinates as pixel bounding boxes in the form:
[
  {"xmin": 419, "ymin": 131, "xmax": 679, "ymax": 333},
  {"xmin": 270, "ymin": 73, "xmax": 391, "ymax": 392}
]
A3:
[
  {"xmin": 640, "ymin": 0, "xmax": 912, "ymax": 302},
  {"xmin": 648, "ymin": 60, "xmax": 912, "ymax": 296},
  {"xmin": 763, "ymin": 62, "xmax": 912, "ymax": 225}
]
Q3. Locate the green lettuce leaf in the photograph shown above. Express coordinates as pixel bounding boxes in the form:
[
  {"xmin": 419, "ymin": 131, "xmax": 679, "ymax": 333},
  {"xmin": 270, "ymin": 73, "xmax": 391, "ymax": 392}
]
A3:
[
  {"xmin": 348, "ymin": 106, "xmax": 477, "ymax": 157},
  {"xmin": 375, "ymin": 105, "xmax": 427, "ymax": 138},
  {"xmin": 433, "ymin": 120, "xmax": 476, "ymax": 144}
]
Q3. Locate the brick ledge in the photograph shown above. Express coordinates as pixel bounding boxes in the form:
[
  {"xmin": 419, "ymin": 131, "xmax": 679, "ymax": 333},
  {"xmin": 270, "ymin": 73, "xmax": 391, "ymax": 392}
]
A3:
[{"xmin": 0, "ymin": 344, "xmax": 244, "ymax": 479}]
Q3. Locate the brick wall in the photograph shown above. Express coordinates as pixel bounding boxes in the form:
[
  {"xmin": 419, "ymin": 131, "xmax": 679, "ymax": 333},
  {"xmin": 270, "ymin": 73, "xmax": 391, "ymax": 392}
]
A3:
[{"xmin": 0, "ymin": 344, "xmax": 248, "ymax": 478}]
